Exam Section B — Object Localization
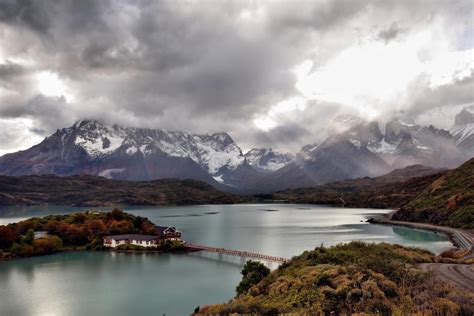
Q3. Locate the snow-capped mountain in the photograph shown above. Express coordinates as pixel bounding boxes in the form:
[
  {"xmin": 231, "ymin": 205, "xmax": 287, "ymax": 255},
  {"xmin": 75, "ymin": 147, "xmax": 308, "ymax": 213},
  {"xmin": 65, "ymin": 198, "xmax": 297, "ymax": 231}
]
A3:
[
  {"xmin": 0, "ymin": 112, "xmax": 469, "ymax": 194},
  {"xmin": 244, "ymin": 148, "xmax": 294, "ymax": 172},
  {"xmin": 351, "ymin": 118, "xmax": 465, "ymax": 169},
  {"xmin": 251, "ymin": 114, "xmax": 468, "ymax": 193},
  {"xmin": 0, "ymin": 120, "xmax": 255, "ymax": 188},
  {"xmin": 451, "ymin": 108, "xmax": 474, "ymax": 156},
  {"xmin": 71, "ymin": 120, "xmax": 245, "ymax": 176}
]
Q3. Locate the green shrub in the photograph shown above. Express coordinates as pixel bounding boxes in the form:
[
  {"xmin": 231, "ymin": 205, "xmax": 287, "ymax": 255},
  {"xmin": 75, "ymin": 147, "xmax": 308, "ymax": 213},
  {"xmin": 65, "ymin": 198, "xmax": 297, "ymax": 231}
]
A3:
[{"xmin": 236, "ymin": 260, "xmax": 270, "ymax": 295}]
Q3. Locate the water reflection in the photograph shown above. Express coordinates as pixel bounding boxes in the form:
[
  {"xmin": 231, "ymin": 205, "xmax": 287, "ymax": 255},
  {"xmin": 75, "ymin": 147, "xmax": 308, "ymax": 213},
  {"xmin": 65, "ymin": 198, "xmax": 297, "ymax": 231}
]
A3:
[{"xmin": 392, "ymin": 226, "xmax": 447, "ymax": 242}]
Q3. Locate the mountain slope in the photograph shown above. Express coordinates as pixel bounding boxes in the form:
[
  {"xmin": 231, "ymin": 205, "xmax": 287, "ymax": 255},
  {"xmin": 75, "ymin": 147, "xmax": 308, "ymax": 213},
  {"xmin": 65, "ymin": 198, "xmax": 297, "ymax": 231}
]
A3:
[
  {"xmin": 392, "ymin": 158, "xmax": 474, "ymax": 229},
  {"xmin": 269, "ymin": 164, "xmax": 444, "ymax": 206},
  {"xmin": 0, "ymin": 175, "xmax": 244, "ymax": 206},
  {"xmin": 450, "ymin": 108, "xmax": 474, "ymax": 156},
  {"xmin": 270, "ymin": 158, "xmax": 473, "ymax": 229},
  {"xmin": 252, "ymin": 122, "xmax": 391, "ymax": 192},
  {"xmin": 244, "ymin": 148, "xmax": 293, "ymax": 172},
  {"xmin": 0, "ymin": 120, "xmax": 252, "ymax": 189}
]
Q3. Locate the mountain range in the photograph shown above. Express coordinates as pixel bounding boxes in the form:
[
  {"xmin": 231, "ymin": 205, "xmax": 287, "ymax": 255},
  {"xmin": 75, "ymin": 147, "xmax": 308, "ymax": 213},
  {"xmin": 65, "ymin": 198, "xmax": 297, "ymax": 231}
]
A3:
[{"xmin": 0, "ymin": 108, "xmax": 472, "ymax": 193}]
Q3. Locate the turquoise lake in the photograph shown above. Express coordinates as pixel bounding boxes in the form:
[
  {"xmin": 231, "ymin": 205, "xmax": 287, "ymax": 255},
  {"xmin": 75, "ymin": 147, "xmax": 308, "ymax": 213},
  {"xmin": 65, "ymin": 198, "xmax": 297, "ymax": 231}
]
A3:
[{"xmin": 0, "ymin": 204, "xmax": 453, "ymax": 315}]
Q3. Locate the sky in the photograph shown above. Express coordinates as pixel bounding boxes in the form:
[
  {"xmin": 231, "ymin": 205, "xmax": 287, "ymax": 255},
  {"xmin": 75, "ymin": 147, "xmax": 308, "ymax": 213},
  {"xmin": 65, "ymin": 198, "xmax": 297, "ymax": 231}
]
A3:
[{"xmin": 0, "ymin": 0, "xmax": 473, "ymax": 156}]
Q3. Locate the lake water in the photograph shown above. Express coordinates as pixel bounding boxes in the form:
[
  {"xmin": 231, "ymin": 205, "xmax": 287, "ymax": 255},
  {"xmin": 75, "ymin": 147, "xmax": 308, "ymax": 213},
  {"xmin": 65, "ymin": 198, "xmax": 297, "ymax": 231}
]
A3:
[{"xmin": 0, "ymin": 204, "xmax": 453, "ymax": 315}]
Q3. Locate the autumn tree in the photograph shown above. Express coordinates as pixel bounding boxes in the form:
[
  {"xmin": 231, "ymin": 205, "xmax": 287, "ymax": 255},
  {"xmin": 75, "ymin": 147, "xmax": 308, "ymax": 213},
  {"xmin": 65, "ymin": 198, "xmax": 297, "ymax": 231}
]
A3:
[
  {"xmin": 111, "ymin": 208, "xmax": 125, "ymax": 221},
  {"xmin": 0, "ymin": 226, "xmax": 15, "ymax": 249},
  {"xmin": 85, "ymin": 220, "xmax": 107, "ymax": 238},
  {"xmin": 109, "ymin": 220, "xmax": 133, "ymax": 235}
]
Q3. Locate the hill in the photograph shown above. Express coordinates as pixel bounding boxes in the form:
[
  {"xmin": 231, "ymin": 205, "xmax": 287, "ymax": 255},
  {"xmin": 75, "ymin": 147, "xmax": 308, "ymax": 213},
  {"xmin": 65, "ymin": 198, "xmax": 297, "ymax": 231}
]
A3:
[
  {"xmin": 0, "ymin": 175, "xmax": 244, "ymax": 207},
  {"xmin": 270, "ymin": 159, "xmax": 473, "ymax": 229},
  {"xmin": 392, "ymin": 158, "xmax": 474, "ymax": 229},
  {"xmin": 196, "ymin": 242, "xmax": 473, "ymax": 315},
  {"xmin": 268, "ymin": 164, "xmax": 444, "ymax": 207}
]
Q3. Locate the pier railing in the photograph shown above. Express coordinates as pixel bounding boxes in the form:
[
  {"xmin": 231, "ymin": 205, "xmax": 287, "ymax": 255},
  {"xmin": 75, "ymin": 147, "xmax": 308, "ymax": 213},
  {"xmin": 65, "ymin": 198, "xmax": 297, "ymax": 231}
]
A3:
[{"xmin": 185, "ymin": 243, "xmax": 289, "ymax": 264}]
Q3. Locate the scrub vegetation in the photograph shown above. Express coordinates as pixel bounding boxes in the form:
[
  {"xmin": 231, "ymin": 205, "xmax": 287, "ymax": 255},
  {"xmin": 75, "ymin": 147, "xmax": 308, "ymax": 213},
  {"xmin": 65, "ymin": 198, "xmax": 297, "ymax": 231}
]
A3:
[{"xmin": 196, "ymin": 242, "xmax": 473, "ymax": 315}]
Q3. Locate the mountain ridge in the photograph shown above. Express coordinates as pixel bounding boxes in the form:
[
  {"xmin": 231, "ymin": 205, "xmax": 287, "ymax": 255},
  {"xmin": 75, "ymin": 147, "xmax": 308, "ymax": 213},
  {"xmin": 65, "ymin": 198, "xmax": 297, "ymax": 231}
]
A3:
[{"xmin": 0, "ymin": 109, "xmax": 471, "ymax": 193}]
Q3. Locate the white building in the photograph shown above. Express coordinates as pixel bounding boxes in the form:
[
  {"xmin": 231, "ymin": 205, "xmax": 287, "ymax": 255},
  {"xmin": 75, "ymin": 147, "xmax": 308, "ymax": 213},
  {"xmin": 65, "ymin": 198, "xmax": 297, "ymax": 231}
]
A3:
[
  {"xmin": 103, "ymin": 227, "xmax": 182, "ymax": 248},
  {"xmin": 103, "ymin": 234, "xmax": 160, "ymax": 248}
]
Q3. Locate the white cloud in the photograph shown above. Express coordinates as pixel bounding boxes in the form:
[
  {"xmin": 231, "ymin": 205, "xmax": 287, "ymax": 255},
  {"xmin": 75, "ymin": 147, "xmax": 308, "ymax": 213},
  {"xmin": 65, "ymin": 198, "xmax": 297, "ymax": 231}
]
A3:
[
  {"xmin": 0, "ymin": 118, "xmax": 44, "ymax": 156},
  {"xmin": 292, "ymin": 30, "xmax": 473, "ymax": 122}
]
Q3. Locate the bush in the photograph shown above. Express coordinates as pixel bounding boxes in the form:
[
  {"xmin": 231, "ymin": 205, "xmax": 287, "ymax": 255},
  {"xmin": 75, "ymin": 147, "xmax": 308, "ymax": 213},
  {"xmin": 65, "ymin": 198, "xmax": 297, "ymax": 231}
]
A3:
[
  {"xmin": 10, "ymin": 235, "xmax": 63, "ymax": 256},
  {"xmin": 115, "ymin": 244, "xmax": 150, "ymax": 251},
  {"xmin": 161, "ymin": 240, "xmax": 185, "ymax": 251},
  {"xmin": 21, "ymin": 229, "xmax": 34, "ymax": 245},
  {"xmin": 33, "ymin": 236, "xmax": 63, "ymax": 255},
  {"xmin": 236, "ymin": 260, "xmax": 270, "ymax": 295}
]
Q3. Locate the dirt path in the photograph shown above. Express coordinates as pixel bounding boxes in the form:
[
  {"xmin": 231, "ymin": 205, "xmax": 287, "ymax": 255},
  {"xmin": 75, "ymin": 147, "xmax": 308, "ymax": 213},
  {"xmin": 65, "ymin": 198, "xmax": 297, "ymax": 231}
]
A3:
[
  {"xmin": 371, "ymin": 215, "xmax": 474, "ymax": 291},
  {"xmin": 419, "ymin": 263, "xmax": 474, "ymax": 291}
]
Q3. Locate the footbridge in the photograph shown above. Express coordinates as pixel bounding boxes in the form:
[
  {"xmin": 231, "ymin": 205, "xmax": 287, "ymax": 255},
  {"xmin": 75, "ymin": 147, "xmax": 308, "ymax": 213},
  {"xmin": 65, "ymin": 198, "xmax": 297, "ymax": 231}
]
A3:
[{"xmin": 185, "ymin": 243, "xmax": 290, "ymax": 264}]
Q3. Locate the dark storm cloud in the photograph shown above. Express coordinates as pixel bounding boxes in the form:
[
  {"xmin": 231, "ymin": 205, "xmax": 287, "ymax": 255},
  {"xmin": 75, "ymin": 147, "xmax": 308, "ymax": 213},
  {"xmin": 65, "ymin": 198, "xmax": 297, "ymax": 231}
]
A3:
[
  {"xmin": 0, "ymin": 0, "xmax": 472, "ymax": 154},
  {"xmin": 0, "ymin": 61, "xmax": 30, "ymax": 92},
  {"xmin": 254, "ymin": 124, "xmax": 312, "ymax": 150},
  {"xmin": 0, "ymin": 62, "xmax": 25, "ymax": 79},
  {"xmin": 377, "ymin": 23, "xmax": 403, "ymax": 43},
  {"xmin": 267, "ymin": 0, "xmax": 368, "ymax": 32},
  {"xmin": 0, "ymin": 0, "xmax": 50, "ymax": 33}
]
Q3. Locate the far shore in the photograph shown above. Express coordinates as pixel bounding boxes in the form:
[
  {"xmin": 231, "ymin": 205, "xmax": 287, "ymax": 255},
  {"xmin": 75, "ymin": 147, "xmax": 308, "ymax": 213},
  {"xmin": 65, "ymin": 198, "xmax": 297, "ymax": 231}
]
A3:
[{"xmin": 1, "ymin": 246, "xmax": 201, "ymax": 262}]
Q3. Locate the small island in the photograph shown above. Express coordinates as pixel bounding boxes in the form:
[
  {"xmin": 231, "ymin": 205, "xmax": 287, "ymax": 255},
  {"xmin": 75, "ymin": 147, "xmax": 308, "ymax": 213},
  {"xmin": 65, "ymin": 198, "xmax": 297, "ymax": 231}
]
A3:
[{"xmin": 0, "ymin": 208, "xmax": 184, "ymax": 261}]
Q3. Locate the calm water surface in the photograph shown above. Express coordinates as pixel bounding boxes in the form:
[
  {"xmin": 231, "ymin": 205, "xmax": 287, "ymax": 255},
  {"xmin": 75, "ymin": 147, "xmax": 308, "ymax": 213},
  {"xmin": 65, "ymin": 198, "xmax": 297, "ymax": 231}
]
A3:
[{"xmin": 0, "ymin": 204, "xmax": 453, "ymax": 315}]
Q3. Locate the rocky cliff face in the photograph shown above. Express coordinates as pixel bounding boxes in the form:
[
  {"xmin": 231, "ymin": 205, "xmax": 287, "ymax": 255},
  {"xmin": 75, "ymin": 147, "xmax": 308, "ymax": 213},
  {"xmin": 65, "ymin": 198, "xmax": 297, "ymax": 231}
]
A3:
[
  {"xmin": 367, "ymin": 119, "xmax": 464, "ymax": 169},
  {"xmin": 451, "ymin": 108, "xmax": 474, "ymax": 156},
  {"xmin": 244, "ymin": 148, "xmax": 294, "ymax": 172}
]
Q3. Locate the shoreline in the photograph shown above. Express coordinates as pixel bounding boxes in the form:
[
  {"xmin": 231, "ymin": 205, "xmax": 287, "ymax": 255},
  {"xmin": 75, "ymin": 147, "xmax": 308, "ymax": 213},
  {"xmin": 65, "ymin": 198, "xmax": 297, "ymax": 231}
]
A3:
[
  {"xmin": 370, "ymin": 214, "xmax": 474, "ymax": 257},
  {"xmin": 0, "ymin": 247, "xmax": 198, "ymax": 262}
]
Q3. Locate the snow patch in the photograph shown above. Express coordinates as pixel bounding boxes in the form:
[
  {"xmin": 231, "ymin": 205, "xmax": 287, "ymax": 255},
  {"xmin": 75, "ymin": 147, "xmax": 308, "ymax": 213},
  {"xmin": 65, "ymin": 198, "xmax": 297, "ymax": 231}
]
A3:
[
  {"xmin": 75, "ymin": 134, "xmax": 124, "ymax": 157},
  {"xmin": 195, "ymin": 141, "xmax": 244, "ymax": 174},
  {"xmin": 99, "ymin": 168, "xmax": 126, "ymax": 179},
  {"xmin": 451, "ymin": 123, "xmax": 474, "ymax": 144},
  {"xmin": 264, "ymin": 161, "xmax": 288, "ymax": 171},
  {"xmin": 244, "ymin": 148, "xmax": 293, "ymax": 171},
  {"xmin": 369, "ymin": 139, "xmax": 399, "ymax": 154},
  {"xmin": 125, "ymin": 146, "xmax": 137, "ymax": 155},
  {"xmin": 213, "ymin": 175, "xmax": 224, "ymax": 183},
  {"xmin": 349, "ymin": 138, "xmax": 362, "ymax": 148}
]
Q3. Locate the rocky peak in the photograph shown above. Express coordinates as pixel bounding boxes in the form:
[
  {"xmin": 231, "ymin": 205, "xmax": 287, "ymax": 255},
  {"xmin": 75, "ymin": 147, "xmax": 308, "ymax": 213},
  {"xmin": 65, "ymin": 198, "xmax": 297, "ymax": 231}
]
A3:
[
  {"xmin": 244, "ymin": 148, "xmax": 294, "ymax": 172},
  {"xmin": 384, "ymin": 118, "xmax": 420, "ymax": 144},
  {"xmin": 345, "ymin": 121, "xmax": 383, "ymax": 147},
  {"xmin": 454, "ymin": 108, "xmax": 474, "ymax": 126},
  {"xmin": 451, "ymin": 108, "xmax": 474, "ymax": 156}
]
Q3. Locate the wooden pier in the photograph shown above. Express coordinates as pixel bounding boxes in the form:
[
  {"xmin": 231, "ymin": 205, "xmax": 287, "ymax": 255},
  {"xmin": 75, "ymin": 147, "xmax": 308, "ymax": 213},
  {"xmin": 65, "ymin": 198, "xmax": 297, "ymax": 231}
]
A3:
[{"xmin": 185, "ymin": 243, "xmax": 289, "ymax": 264}]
